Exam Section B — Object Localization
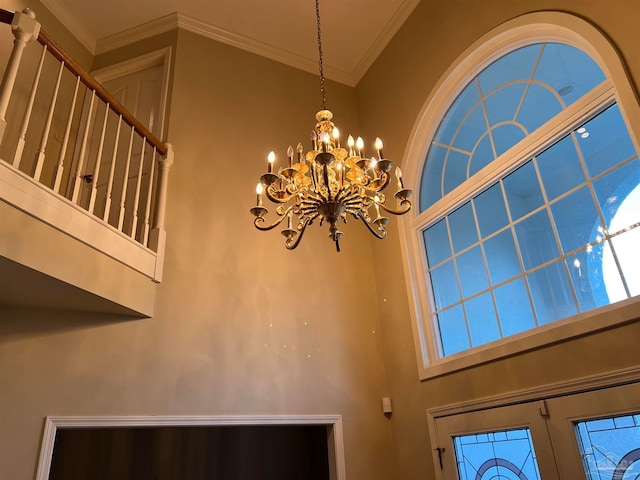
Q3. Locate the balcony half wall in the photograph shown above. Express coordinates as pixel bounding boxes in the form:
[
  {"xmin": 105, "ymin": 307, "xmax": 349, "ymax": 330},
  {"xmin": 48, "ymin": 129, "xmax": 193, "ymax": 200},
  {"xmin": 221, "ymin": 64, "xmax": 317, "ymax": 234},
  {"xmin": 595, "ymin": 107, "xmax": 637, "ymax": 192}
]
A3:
[{"xmin": 1, "ymin": 160, "xmax": 158, "ymax": 317}]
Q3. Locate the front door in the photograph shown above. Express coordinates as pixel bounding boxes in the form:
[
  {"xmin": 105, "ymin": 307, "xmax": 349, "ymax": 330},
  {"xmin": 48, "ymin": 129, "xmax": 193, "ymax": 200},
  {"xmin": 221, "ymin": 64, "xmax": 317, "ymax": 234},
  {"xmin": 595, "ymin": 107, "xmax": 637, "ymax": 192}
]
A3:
[{"xmin": 431, "ymin": 382, "xmax": 640, "ymax": 479}]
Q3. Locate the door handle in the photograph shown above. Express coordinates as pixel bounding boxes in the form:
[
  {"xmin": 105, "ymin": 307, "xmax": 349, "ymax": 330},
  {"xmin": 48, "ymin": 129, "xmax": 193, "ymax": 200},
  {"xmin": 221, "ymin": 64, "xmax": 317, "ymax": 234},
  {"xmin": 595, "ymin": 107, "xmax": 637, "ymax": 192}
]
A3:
[{"xmin": 435, "ymin": 447, "xmax": 446, "ymax": 470}]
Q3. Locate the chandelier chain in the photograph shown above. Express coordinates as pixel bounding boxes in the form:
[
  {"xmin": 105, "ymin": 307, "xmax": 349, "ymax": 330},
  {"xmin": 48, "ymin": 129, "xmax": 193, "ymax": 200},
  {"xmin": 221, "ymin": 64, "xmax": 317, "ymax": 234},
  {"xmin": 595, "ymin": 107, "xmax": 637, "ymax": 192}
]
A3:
[{"xmin": 315, "ymin": 0, "xmax": 327, "ymax": 110}]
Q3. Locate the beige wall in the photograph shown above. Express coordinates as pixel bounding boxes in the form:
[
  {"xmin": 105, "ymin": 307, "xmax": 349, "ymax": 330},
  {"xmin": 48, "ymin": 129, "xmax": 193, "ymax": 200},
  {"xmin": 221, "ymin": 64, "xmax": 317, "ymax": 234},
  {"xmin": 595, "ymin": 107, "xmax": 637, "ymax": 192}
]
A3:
[
  {"xmin": 356, "ymin": 1, "xmax": 640, "ymax": 478},
  {"xmin": 3, "ymin": 1, "xmax": 640, "ymax": 479},
  {"xmin": 0, "ymin": 1, "xmax": 93, "ymax": 68},
  {"xmin": 0, "ymin": 1, "xmax": 93, "ymax": 173},
  {"xmin": 0, "ymin": 22, "xmax": 396, "ymax": 480}
]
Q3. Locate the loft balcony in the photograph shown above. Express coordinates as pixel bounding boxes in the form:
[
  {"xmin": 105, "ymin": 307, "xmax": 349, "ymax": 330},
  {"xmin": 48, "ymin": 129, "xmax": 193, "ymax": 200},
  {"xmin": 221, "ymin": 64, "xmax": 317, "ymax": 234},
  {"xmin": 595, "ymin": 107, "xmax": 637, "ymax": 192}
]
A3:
[{"xmin": 0, "ymin": 9, "xmax": 173, "ymax": 317}]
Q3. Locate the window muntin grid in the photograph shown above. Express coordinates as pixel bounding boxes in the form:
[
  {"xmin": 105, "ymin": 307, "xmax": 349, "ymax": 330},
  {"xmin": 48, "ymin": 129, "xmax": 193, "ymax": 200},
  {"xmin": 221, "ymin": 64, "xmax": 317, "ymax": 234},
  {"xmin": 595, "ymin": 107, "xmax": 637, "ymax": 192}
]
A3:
[
  {"xmin": 424, "ymin": 103, "xmax": 640, "ymax": 356},
  {"xmin": 419, "ymin": 43, "xmax": 606, "ymax": 212}
]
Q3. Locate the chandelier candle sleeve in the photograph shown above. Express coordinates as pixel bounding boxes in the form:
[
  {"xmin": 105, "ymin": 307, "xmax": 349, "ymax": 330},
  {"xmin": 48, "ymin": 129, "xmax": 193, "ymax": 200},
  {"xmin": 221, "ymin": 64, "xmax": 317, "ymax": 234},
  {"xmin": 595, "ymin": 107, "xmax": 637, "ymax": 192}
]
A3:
[
  {"xmin": 267, "ymin": 151, "xmax": 275, "ymax": 173},
  {"xmin": 287, "ymin": 145, "xmax": 294, "ymax": 167},
  {"xmin": 374, "ymin": 195, "xmax": 382, "ymax": 218},
  {"xmin": 347, "ymin": 135, "xmax": 355, "ymax": 156},
  {"xmin": 256, "ymin": 183, "xmax": 263, "ymax": 206},
  {"xmin": 296, "ymin": 143, "xmax": 304, "ymax": 163},
  {"xmin": 396, "ymin": 167, "xmax": 404, "ymax": 190},
  {"xmin": 374, "ymin": 137, "xmax": 384, "ymax": 160},
  {"xmin": 332, "ymin": 127, "xmax": 340, "ymax": 147}
]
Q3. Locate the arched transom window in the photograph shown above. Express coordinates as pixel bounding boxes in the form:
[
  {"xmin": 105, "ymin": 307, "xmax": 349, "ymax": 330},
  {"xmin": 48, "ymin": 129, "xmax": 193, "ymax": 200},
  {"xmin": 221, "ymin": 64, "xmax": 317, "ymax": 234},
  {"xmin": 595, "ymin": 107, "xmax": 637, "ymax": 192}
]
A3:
[{"xmin": 403, "ymin": 14, "xmax": 640, "ymax": 376}]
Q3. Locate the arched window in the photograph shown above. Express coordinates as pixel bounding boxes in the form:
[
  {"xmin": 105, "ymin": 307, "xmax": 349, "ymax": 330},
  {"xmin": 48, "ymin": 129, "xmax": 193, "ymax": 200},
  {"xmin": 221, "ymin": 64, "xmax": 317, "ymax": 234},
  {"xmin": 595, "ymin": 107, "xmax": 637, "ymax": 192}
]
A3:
[{"xmin": 401, "ymin": 13, "xmax": 640, "ymax": 378}]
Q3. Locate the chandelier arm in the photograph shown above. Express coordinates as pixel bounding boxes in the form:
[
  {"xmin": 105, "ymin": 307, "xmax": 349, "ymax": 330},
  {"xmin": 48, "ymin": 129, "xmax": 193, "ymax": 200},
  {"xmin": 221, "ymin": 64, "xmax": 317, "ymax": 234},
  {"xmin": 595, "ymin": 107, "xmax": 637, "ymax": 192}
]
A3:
[
  {"xmin": 361, "ymin": 174, "xmax": 391, "ymax": 194},
  {"xmin": 265, "ymin": 187, "xmax": 296, "ymax": 204},
  {"xmin": 253, "ymin": 207, "xmax": 295, "ymax": 231},
  {"xmin": 285, "ymin": 217, "xmax": 314, "ymax": 250},
  {"xmin": 341, "ymin": 192, "xmax": 365, "ymax": 205},
  {"xmin": 358, "ymin": 215, "xmax": 387, "ymax": 240},
  {"xmin": 378, "ymin": 199, "xmax": 412, "ymax": 216},
  {"xmin": 378, "ymin": 173, "xmax": 392, "ymax": 191}
]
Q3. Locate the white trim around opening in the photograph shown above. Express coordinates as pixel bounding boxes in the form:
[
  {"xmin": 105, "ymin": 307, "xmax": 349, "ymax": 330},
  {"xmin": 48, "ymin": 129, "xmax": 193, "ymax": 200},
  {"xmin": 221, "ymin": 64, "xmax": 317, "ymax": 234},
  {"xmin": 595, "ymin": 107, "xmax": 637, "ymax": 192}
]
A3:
[{"xmin": 35, "ymin": 414, "xmax": 347, "ymax": 480}]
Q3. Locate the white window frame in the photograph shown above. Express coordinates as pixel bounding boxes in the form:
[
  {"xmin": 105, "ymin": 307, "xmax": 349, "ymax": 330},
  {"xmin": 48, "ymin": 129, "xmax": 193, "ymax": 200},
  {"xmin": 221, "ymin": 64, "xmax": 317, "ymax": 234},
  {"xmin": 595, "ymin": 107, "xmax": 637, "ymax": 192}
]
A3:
[{"xmin": 399, "ymin": 12, "xmax": 640, "ymax": 380}]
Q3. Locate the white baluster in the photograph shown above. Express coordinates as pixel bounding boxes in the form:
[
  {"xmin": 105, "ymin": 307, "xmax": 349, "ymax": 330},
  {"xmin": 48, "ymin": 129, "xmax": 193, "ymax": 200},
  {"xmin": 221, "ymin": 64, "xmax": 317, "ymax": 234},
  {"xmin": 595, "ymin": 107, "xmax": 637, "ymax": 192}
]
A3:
[
  {"xmin": 118, "ymin": 126, "xmax": 135, "ymax": 232},
  {"xmin": 34, "ymin": 60, "xmax": 64, "ymax": 182},
  {"xmin": 103, "ymin": 115, "xmax": 122, "ymax": 222},
  {"xmin": 13, "ymin": 44, "xmax": 47, "ymax": 168},
  {"xmin": 88, "ymin": 104, "xmax": 110, "ymax": 214},
  {"xmin": 71, "ymin": 90, "xmax": 96, "ymax": 204},
  {"xmin": 53, "ymin": 76, "xmax": 80, "ymax": 193},
  {"xmin": 130, "ymin": 139, "xmax": 147, "ymax": 240},
  {"xmin": 142, "ymin": 147, "xmax": 157, "ymax": 246},
  {"xmin": 0, "ymin": 9, "xmax": 40, "ymax": 143}
]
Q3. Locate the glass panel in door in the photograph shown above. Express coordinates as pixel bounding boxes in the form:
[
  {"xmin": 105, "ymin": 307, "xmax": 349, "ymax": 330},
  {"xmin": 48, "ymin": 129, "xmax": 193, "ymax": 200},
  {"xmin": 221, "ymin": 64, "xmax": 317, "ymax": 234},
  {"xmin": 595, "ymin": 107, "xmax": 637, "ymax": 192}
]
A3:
[
  {"xmin": 574, "ymin": 413, "xmax": 640, "ymax": 479},
  {"xmin": 453, "ymin": 427, "xmax": 542, "ymax": 479},
  {"xmin": 432, "ymin": 401, "xmax": 559, "ymax": 479}
]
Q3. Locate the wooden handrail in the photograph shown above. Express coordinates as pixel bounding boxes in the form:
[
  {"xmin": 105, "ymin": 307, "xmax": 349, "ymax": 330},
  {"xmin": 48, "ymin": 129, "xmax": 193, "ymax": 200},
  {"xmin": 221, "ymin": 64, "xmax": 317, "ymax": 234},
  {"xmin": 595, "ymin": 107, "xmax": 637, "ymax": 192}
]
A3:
[
  {"xmin": 0, "ymin": 8, "xmax": 14, "ymax": 25},
  {"xmin": 0, "ymin": 8, "xmax": 166, "ymax": 155},
  {"xmin": 36, "ymin": 29, "xmax": 167, "ymax": 155}
]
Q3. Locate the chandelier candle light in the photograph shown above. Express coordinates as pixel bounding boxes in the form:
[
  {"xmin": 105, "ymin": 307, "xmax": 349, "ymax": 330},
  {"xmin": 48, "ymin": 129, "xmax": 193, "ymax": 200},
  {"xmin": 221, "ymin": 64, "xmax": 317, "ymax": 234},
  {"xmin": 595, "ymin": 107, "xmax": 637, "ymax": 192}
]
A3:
[{"xmin": 249, "ymin": 0, "xmax": 412, "ymax": 252}]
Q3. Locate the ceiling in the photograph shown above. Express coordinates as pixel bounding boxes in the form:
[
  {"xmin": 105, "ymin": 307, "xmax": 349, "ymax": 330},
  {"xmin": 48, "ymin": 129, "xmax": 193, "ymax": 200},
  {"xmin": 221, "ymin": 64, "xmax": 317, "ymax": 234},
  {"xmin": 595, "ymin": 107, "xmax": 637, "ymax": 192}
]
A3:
[{"xmin": 40, "ymin": 0, "xmax": 421, "ymax": 86}]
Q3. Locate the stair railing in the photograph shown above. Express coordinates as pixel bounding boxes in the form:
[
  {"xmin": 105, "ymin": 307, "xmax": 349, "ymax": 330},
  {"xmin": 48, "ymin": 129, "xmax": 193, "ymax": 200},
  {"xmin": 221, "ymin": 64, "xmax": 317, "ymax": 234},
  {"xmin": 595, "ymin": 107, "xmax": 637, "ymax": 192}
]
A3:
[{"xmin": 0, "ymin": 8, "xmax": 173, "ymax": 280}]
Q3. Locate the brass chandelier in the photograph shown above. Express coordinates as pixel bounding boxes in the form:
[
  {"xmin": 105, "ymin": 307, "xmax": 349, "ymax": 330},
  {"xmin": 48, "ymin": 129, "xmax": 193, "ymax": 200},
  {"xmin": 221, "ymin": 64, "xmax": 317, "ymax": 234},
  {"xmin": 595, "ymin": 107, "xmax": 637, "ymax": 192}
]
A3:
[{"xmin": 250, "ymin": 0, "xmax": 412, "ymax": 252}]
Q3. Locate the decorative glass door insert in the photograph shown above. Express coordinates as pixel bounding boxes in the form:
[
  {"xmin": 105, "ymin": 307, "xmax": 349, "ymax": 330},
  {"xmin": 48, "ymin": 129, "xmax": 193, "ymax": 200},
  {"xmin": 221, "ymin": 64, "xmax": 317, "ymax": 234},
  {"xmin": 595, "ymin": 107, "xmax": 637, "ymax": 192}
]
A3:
[
  {"xmin": 453, "ymin": 427, "xmax": 541, "ymax": 479},
  {"xmin": 575, "ymin": 413, "xmax": 640, "ymax": 479}
]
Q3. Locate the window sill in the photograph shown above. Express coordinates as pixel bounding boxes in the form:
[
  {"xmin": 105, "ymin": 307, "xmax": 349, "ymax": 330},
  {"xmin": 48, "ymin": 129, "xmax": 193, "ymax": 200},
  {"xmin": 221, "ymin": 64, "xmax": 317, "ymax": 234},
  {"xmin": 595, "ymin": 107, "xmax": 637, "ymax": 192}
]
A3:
[{"xmin": 417, "ymin": 296, "xmax": 640, "ymax": 381}]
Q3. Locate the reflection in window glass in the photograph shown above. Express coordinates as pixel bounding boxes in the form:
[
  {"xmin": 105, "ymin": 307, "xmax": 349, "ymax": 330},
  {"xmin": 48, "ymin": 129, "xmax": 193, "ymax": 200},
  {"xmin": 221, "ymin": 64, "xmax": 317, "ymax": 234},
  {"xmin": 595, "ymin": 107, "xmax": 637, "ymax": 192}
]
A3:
[
  {"xmin": 527, "ymin": 261, "xmax": 577, "ymax": 324},
  {"xmin": 516, "ymin": 83, "xmax": 563, "ymax": 132},
  {"xmin": 574, "ymin": 413, "xmax": 640, "ymax": 480},
  {"xmin": 438, "ymin": 305, "xmax": 469, "ymax": 356},
  {"xmin": 503, "ymin": 162, "xmax": 544, "ymax": 221},
  {"xmin": 551, "ymin": 186, "xmax": 602, "ymax": 254},
  {"xmin": 420, "ymin": 42, "xmax": 606, "ymax": 212},
  {"xmin": 579, "ymin": 105, "xmax": 637, "ymax": 177},
  {"xmin": 457, "ymin": 246, "xmax": 489, "ymax": 297},
  {"xmin": 484, "ymin": 230, "xmax": 521, "ymax": 285},
  {"xmin": 448, "ymin": 202, "xmax": 478, "ymax": 253},
  {"xmin": 420, "ymin": 39, "xmax": 640, "ymax": 360},
  {"xmin": 420, "ymin": 50, "xmax": 640, "ymax": 356},
  {"xmin": 465, "ymin": 293, "xmax": 501, "ymax": 346},
  {"xmin": 514, "ymin": 210, "xmax": 558, "ymax": 270},
  {"xmin": 537, "ymin": 134, "xmax": 585, "ymax": 200},
  {"xmin": 454, "ymin": 428, "xmax": 541, "ymax": 480},
  {"xmin": 494, "ymin": 279, "xmax": 536, "ymax": 337},
  {"xmin": 424, "ymin": 103, "xmax": 640, "ymax": 358},
  {"xmin": 474, "ymin": 184, "xmax": 509, "ymax": 238}
]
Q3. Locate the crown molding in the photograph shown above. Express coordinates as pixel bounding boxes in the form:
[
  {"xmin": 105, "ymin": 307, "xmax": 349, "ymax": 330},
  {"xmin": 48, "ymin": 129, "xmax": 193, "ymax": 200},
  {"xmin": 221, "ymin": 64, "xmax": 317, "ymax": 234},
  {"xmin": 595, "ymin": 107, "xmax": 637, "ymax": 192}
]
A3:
[
  {"xmin": 95, "ymin": 12, "xmax": 179, "ymax": 56},
  {"xmin": 176, "ymin": 13, "xmax": 355, "ymax": 86},
  {"xmin": 38, "ymin": 0, "xmax": 421, "ymax": 86},
  {"xmin": 95, "ymin": 12, "xmax": 354, "ymax": 86},
  {"xmin": 39, "ymin": 0, "xmax": 96, "ymax": 53},
  {"xmin": 351, "ymin": 0, "xmax": 421, "ymax": 84}
]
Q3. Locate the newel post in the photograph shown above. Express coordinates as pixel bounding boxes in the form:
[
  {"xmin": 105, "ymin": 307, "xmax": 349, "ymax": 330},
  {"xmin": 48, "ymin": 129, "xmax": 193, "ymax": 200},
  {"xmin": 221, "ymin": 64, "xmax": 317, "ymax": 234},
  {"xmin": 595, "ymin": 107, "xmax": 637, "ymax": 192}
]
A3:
[
  {"xmin": 149, "ymin": 143, "xmax": 174, "ymax": 283},
  {"xmin": 0, "ymin": 8, "xmax": 40, "ymax": 143}
]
